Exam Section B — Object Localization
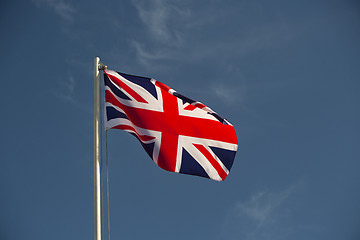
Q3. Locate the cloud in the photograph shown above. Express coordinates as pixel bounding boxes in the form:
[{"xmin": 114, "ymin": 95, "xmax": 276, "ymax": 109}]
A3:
[
  {"xmin": 131, "ymin": 41, "xmax": 172, "ymax": 61},
  {"xmin": 33, "ymin": 0, "xmax": 76, "ymax": 22},
  {"xmin": 130, "ymin": 0, "xmax": 191, "ymax": 68},
  {"xmin": 220, "ymin": 181, "xmax": 308, "ymax": 240},
  {"xmin": 236, "ymin": 188, "xmax": 293, "ymax": 227},
  {"xmin": 129, "ymin": 1, "xmax": 293, "ymax": 71},
  {"xmin": 131, "ymin": 0, "xmax": 189, "ymax": 44},
  {"xmin": 130, "ymin": 40, "xmax": 180, "ymax": 69},
  {"xmin": 54, "ymin": 76, "xmax": 92, "ymax": 114},
  {"xmin": 211, "ymin": 83, "xmax": 245, "ymax": 105},
  {"xmin": 55, "ymin": 76, "xmax": 75, "ymax": 102}
]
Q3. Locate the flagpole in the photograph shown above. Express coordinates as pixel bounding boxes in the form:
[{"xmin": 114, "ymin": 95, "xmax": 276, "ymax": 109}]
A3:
[{"xmin": 94, "ymin": 57, "xmax": 106, "ymax": 240}]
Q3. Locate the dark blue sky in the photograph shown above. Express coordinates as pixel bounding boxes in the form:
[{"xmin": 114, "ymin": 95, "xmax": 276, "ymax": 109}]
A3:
[{"xmin": 1, "ymin": 0, "xmax": 359, "ymax": 239}]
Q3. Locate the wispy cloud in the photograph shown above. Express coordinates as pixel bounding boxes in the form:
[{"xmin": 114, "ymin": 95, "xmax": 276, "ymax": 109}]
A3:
[
  {"xmin": 130, "ymin": 40, "xmax": 179, "ymax": 69},
  {"xmin": 131, "ymin": 41, "xmax": 172, "ymax": 61},
  {"xmin": 130, "ymin": 0, "xmax": 191, "ymax": 67},
  {"xmin": 236, "ymin": 187, "xmax": 293, "ymax": 227},
  {"xmin": 129, "ymin": 1, "xmax": 292, "ymax": 71},
  {"xmin": 55, "ymin": 76, "xmax": 75, "ymax": 102},
  {"xmin": 131, "ymin": 0, "xmax": 189, "ymax": 44},
  {"xmin": 181, "ymin": 65, "xmax": 247, "ymax": 106},
  {"xmin": 54, "ymin": 76, "xmax": 92, "ymax": 114},
  {"xmin": 220, "ymin": 180, "xmax": 311, "ymax": 240},
  {"xmin": 33, "ymin": 0, "xmax": 76, "ymax": 22},
  {"xmin": 211, "ymin": 83, "xmax": 245, "ymax": 105}
]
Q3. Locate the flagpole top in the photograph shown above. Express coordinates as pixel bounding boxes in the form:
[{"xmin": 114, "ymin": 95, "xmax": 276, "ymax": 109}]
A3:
[{"xmin": 98, "ymin": 61, "xmax": 107, "ymax": 71}]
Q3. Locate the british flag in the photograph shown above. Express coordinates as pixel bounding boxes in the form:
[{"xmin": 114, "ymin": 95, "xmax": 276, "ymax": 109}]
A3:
[{"xmin": 104, "ymin": 70, "xmax": 238, "ymax": 181}]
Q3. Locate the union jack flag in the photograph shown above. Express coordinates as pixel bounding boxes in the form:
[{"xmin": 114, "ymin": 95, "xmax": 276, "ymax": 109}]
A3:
[{"xmin": 104, "ymin": 70, "xmax": 238, "ymax": 181}]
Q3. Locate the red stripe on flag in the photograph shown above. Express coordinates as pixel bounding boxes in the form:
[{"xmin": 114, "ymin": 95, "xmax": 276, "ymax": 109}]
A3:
[
  {"xmin": 155, "ymin": 81, "xmax": 171, "ymax": 92},
  {"xmin": 194, "ymin": 102, "xmax": 206, "ymax": 109},
  {"xmin": 105, "ymin": 89, "xmax": 165, "ymax": 131},
  {"xmin": 184, "ymin": 104, "xmax": 197, "ymax": 111},
  {"xmin": 155, "ymin": 87, "xmax": 179, "ymax": 172},
  {"xmin": 113, "ymin": 125, "xmax": 155, "ymax": 142},
  {"xmin": 106, "ymin": 73, "xmax": 148, "ymax": 103},
  {"xmin": 193, "ymin": 144, "xmax": 228, "ymax": 181}
]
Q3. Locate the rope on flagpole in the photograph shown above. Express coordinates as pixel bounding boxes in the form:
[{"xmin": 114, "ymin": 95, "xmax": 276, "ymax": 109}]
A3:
[
  {"xmin": 100, "ymin": 76, "xmax": 104, "ymax": 240},
  {"xmin": 105, "ymin": 130, "xmax": 111, "ymax": 240},
  {"xmin": 101, "ymin": 142, "xmax": 105, "ymax": 240}
]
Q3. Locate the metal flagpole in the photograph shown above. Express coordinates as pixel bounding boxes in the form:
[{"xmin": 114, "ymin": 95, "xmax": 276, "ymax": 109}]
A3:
[{"xmin": 94, "ymin": 57, "xmax": 106, "ymax": 240}]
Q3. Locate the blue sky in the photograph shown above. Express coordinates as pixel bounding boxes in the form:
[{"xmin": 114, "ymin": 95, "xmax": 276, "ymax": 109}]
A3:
[{"xmin": 1, "ymin": 0, "xmax": 359, "ymax": 239}]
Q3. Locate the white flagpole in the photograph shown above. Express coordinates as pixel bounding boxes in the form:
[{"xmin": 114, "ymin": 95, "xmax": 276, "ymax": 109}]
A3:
[{"xmin": 94, "ymin": 57, "xmax": 106, "ymax": 240}]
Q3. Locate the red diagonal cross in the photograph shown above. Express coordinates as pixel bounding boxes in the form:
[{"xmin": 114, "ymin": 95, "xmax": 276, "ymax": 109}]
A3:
[{"xmin": 105, "ymin": 80, "xmax": 237, "ymax": 177}]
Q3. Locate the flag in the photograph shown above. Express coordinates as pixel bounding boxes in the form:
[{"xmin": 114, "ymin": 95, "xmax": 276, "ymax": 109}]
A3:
[{"xmin": 104, "ymin": 70, "xmax": 238, "ymax": 181}]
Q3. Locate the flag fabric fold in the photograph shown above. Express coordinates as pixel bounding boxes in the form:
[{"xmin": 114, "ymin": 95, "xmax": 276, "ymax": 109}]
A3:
[{"xmin": 104, "ymin": 69, "xmax": 238, "ymax": 181}]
